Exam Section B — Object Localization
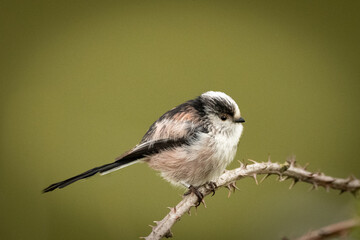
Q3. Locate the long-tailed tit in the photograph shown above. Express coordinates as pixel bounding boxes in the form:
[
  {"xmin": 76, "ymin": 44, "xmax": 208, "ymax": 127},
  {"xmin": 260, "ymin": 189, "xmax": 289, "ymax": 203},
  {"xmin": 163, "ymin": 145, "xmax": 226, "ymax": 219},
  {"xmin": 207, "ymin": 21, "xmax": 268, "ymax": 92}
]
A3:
[{"xmin": 43, "ymin": 91, "xmax": 245, "ymax": 202}]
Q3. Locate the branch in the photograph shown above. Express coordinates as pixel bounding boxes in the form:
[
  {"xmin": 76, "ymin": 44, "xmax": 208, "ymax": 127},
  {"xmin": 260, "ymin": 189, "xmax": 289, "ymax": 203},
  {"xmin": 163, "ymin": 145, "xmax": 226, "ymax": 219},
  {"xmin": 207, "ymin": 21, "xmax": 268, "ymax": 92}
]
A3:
[
  {"xmin": 294, "ymin": 217, "xmax": 360, "ymax": 240},
  {"xmin": 144, "ymin": 159, "xmax": 360, "ymax": 240}
]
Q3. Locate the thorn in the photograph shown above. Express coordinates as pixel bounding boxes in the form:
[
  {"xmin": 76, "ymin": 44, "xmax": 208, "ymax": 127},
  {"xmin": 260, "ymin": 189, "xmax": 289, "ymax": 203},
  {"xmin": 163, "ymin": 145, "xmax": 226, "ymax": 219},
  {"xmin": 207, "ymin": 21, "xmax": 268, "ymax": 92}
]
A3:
[
  {"xmin": 227, "ymin": 181, "xmax": 240, "ymax": 191},
  {"xmin": 276, "ymin": 172, "xmax": 283, "ymax": 181},
  {"xmin": 149, "ymin": 224, "xmax": 154, "ymax": 229},
  {"xmin": 289, "ymin": 179, "xmax": 298, "ymax": 190},
  {"xmin": 252, "ymin": 173, "xmax": 258, "ymax": 185},
  {"xmin": 267, "ymin": 154, "xmax": 271, "ymax": 163},
  {"xmin": 226, "ymin": 183, "xmax": 235, "ymax": 198},
  {"xmin": 302, "ymin": 163, "xmax": 309, "ymax": 170},
  {"xmin": 325, "ymin": 185, "xmax": 330, "ymax": 192},
  {"xmin": 244, "ymin": 162, "xmax": 248, "ymax": 169},
  {"xmin": 308, "ymin": 183, "xmax": 318, "ymax": 191},
  {"xmin": 286, "ymin": 155, "xmax": 296, "ymax": 167},
  {"xmin": 153, "ymin": 221, "xmax": 160, "ymax": 225},
  {"xmin": 139, "ymin": 237, "xmax": 145, "ymax": 239},
  {"xmin": 226, "ymin": 183, "xmax": 235, "ymax": 197},
  {"xmin": 248, "ymin": 159, "xmax": 257, "ymax": 164},
  {"xmin": 227, "ymin": 189, "xmax": 232, "ymax": 198},
  {"xmin": 238, "ymin": 160, "xmax": 245, "ymax": 169},
  {"xmin": 279, "ymin": 176, "xmax": 288, "ymax": 182},
  {"xmin": 187, "ymin": 209, "xmax": 191, "ymax": 216},
  {"xmin": 231, "ymin": 182, "xmax": 240, "ymax": 191},
  {"xmin": 167, "ymin": 207, "xmax": 176, "ymax": 213},
  {"xmin": 260, "ymin": 174, "xmax": 270, "ymax": 183},
  {"xmin": 201, "ymin": 199, "xmax": 207, "ymax": 208}
]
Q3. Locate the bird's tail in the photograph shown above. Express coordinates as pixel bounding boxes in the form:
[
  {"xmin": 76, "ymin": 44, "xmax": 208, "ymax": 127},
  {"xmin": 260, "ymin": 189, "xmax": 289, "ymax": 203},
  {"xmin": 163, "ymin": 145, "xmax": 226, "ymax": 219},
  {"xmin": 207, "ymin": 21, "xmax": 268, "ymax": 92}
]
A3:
[
  {"xmin": 43, "ymin": 138, "xmax": 187, "ymax": 193},
  {"xmin": 42, "ymin": 158, "xmax": 137, "ymax": 193}
]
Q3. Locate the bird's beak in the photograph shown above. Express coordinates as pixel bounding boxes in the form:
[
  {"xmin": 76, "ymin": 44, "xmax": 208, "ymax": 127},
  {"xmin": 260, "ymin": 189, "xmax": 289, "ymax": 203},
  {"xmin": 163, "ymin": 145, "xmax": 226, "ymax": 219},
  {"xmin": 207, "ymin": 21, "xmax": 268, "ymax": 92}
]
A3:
[{"xmin": 234, "ymin": 117, "xmax": 245, "ymax": 123}]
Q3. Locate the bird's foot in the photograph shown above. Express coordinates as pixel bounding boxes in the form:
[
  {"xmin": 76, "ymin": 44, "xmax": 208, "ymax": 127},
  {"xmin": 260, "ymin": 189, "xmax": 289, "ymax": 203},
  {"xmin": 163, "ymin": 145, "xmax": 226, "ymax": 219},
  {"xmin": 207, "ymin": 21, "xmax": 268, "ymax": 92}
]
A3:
[
  {"xmin": 184, "ymin": 185, "xmax": 204, "ymax": 207},
  {"xmin": 205, "ymin": 181, "xmax": 217, "ymax": 196}
]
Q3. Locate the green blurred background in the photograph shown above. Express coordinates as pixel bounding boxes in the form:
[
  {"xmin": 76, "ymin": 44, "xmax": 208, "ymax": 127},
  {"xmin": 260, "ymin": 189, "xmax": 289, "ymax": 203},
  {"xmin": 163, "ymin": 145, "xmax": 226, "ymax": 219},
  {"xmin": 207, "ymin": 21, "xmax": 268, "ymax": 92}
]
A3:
[{"xmin": 1, "ymin": 1, "xmax": 359, "ymax": 239}]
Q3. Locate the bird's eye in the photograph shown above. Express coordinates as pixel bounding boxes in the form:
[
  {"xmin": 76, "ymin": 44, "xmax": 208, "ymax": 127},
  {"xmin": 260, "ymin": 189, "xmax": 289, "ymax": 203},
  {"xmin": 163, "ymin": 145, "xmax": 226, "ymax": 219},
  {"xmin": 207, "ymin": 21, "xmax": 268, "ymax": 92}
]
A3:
[{"xmin": 220, "ymin": 115, "xmax": 227, "ymax": 121}]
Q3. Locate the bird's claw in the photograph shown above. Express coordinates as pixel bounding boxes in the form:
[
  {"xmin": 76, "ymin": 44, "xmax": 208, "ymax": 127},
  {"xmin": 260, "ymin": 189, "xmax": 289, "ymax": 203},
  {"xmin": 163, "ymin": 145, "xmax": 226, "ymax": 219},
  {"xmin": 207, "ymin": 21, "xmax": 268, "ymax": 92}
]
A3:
[
  {"xmin": 184, "ymin": 185, "xmax": 204, "ymax": 207},
  {"xmin": 205, "ymin": 181, "xmax": 217, "ymax": 196}
]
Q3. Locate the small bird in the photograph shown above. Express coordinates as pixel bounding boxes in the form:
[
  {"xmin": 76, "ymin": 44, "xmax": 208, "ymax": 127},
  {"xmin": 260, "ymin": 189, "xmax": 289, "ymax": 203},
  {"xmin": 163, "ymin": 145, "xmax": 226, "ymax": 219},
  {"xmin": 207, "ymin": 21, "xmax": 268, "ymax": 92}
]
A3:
[{"xmin": 43, "ymin": 91, "xmax": 245, "ymax": 202}]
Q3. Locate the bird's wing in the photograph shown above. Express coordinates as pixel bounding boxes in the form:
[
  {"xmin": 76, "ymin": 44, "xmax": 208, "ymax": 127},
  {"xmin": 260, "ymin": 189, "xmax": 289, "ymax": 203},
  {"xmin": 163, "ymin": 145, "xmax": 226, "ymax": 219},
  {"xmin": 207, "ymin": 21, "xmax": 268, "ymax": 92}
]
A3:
[
  {"xmin": 43, "ymin": 102, "xmax": 207, "ymax": 193},
  {"xmin": 140, "ymin": 103, "xmax": 204, "ymax": 143}
]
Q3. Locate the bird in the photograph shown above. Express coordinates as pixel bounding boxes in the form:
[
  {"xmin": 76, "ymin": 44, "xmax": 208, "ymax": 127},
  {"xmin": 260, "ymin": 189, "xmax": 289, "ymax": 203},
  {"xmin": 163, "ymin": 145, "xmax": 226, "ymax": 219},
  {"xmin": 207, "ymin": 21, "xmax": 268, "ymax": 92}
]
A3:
[{"xmin": 43, "ymin": 91, "xmax": 245, "ymax": 202}]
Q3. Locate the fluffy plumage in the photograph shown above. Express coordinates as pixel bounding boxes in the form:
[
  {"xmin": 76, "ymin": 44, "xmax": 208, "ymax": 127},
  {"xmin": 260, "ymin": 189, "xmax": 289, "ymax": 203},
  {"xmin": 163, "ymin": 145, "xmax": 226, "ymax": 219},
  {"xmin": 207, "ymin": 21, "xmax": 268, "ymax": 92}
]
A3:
[{"xmin": 43, "ymin": 91, "xmax": 244, "ymax": 193}]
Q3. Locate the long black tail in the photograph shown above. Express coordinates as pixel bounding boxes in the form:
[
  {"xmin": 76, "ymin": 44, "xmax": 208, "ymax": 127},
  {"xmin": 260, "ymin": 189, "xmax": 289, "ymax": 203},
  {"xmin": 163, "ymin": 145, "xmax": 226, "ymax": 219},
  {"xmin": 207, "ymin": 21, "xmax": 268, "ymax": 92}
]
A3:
[
  {"xmin": 42, "ymin": 158, "xmax": 135, "ymax": 193},
  {"xmin": 43, "ymin": 138, "xmax": 188, "ymax": 193}
]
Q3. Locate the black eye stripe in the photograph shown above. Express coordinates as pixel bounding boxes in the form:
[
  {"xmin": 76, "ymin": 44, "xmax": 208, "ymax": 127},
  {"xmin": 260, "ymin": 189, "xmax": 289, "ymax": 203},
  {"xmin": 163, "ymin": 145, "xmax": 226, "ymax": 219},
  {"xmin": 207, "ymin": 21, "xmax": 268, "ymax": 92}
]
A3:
[{"xmin": 203, "ymin": 97, "xmax": 235, "ymax": 117}]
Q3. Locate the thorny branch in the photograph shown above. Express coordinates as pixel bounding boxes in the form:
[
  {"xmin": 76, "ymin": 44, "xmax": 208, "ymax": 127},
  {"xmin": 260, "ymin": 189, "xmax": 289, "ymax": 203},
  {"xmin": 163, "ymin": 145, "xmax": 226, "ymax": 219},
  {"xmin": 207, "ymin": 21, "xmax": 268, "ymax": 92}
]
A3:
[
  {"xmin": 144, "ymin": 158, "xmax": 360, "ymax": 240},
  {"xmin": 294, "ymin": 217, "xmax": 360, "ymax": 240}
]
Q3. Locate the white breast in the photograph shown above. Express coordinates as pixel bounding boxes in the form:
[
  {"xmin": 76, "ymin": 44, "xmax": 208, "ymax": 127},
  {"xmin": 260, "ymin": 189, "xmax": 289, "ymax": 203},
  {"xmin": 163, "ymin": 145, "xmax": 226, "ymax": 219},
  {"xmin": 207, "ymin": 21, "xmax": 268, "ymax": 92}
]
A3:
[
  {"xmin": 146, "ymin": 122, "xmax": 243, "ymax": 187},
  {"xmin": 207, "ymin": 123, "xmax": 243, "ymax": 181}
]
